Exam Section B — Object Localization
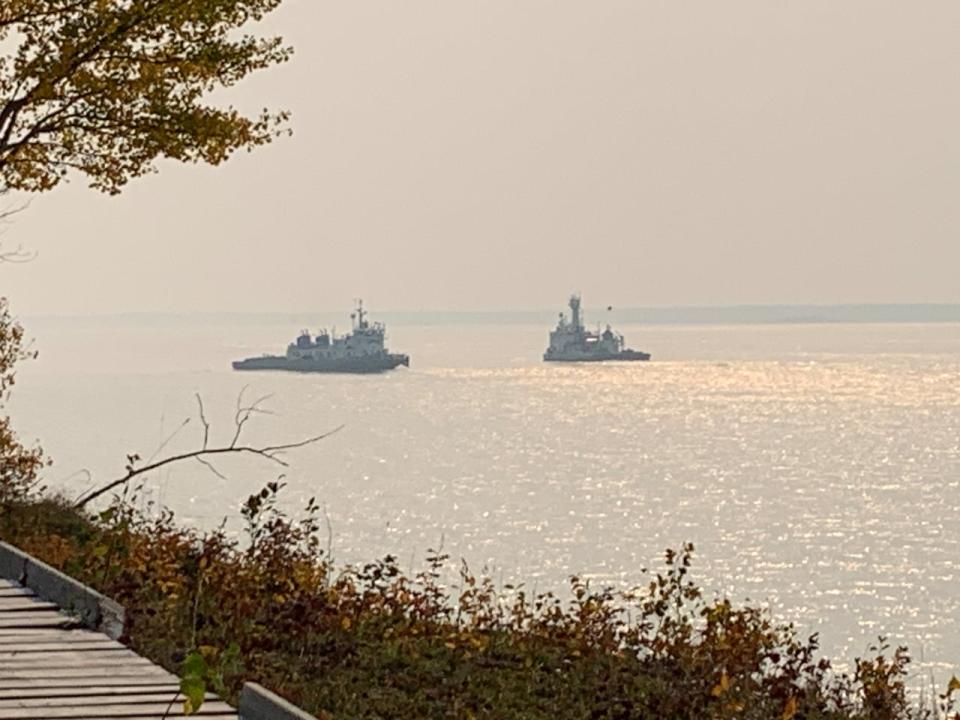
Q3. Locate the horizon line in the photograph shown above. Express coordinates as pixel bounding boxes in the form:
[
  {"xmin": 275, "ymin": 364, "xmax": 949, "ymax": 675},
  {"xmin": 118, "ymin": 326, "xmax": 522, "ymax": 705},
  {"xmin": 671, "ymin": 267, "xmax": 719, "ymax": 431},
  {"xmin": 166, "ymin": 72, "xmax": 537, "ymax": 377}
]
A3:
[{"xmin": 20, "ymin": 302, "xmax": 960, "ymax": 326}]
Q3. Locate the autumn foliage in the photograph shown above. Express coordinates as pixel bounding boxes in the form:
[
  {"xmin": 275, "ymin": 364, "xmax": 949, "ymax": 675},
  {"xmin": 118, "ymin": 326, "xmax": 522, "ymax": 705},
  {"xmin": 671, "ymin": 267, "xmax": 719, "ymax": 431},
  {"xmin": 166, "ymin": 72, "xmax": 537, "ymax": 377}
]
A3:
[
  {"xmin": 1, "ymin": 473, "xmax": 957, "ymax": 719},
  {"xmin": 0, "ymin": 0, "xmax": 291, "ymax": 194},
  {"xmin": 0, "ymin": 297, "xmax": 46, "ymax": 509}
]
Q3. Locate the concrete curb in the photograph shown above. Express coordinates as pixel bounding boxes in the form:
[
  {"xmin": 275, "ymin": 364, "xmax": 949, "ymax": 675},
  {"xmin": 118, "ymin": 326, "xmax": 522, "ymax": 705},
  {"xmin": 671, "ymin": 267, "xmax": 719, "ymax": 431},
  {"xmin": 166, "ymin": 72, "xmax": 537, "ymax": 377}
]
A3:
[
  {"xmin": 0, "ymin": 540, "xmax": 125, "ymax": 639},
  {"xmin": 239, "ymin": 683, "xmax": 319, "ymax": 720}
]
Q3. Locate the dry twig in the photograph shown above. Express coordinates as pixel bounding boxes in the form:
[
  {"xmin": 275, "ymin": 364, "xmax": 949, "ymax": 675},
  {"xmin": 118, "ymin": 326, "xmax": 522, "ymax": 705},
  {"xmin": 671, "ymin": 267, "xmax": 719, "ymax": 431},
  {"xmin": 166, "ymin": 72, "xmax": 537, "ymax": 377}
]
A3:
[{"xmin": 74, "ymin": 392, "xmax": 342, "ymax": 508}]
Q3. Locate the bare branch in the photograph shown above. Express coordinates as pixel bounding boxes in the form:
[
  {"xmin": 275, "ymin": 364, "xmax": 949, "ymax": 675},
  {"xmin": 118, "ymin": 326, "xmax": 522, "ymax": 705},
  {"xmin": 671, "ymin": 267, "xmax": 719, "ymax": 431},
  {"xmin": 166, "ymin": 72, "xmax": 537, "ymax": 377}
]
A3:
[
  {"xmin": 0, "ymin": 243, "xmax": 36, "ymax": 263},
  {"xmin": 231, "ymin": 389, "xmax": 274, "ymax": 448},
  {"xmin": 59, "ymin": 468, "xmax": 92, "ymax": 487},
  {"xmin": 0, "ymin": 193, "xmax": 35, "ymax": 262},
  {"xmin": 72, "ymin": 389, "xmax": 344, "ymax": 508},
  {"xmin": 261, "ymin": 432, "xmax": 340, "ymax": 456},
  {"xmin": 146, "ymin": 417, "xmax": 190, "ymax": 463},
  {"xmin": 195, "ymin": 456, "xmax": 227, "ymax": 481},
  {"xmin": 74, "ymin": 424, "xmax": 344, "ymax": 509},
  {"xmin": 195, "ymin": 393, "xmax": 210, "ymax": 450}
]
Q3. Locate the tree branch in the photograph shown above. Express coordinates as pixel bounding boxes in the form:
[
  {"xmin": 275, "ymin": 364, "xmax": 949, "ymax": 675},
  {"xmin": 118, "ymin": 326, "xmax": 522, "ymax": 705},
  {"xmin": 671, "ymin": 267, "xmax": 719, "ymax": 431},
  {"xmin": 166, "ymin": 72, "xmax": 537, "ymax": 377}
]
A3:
[
  {"xmin": 73, "ymin": 391, "xmax": 343, "ymax": 508},
  {"xmin": 74, "ymin": 427, "xmax": 342, "ymax": 509},
  {"xmin": 0, "ymin": 193, "xmax": 34, "ymax": 262}
]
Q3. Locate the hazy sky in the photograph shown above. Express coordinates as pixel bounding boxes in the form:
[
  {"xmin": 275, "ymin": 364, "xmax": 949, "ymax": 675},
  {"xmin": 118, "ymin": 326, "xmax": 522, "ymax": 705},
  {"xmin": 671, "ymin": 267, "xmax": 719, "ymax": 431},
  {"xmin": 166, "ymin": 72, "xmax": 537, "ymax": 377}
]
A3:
[{"xmin": 3, "ymin": 1, "xmax": 959, "ymax": 315}]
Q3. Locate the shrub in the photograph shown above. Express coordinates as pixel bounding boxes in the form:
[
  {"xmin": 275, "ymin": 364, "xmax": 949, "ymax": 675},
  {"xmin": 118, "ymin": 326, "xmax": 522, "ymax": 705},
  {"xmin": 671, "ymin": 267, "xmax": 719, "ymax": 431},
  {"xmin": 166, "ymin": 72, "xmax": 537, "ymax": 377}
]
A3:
[{"xmin": 2, "ymin": 481, "xmax": 956, "ymax": 720}]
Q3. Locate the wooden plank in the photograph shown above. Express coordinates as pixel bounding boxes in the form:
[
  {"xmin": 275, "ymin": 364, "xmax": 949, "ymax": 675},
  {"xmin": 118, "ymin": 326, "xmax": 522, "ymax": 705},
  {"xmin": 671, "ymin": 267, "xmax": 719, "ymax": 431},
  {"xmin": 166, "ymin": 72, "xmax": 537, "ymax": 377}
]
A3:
[
  {"xmin": 1, "ymin": 665, "xmax": 173, "ymax": 680},
  {"xmin": 0, "ymin": 656, "xmax": 144, "ymax": 668},
  {"xmin": 0, "ymin": 608, "xmax": 64, "ymax": 617},
  {"xmin": 0, "ymin": 628, "xmax": 109, "ymax": 642},
  {"xmin": 0, "ymin": 658, "xmax": 157, "ymax": 671},
  {"xmin": 0, "ymin": 692, "xmax": 221, "ymax": 707},
  {"xmin": 0, "ymin": 590, "xmax": 34, "ymax": 599},
  {"xmin": 0, "ymin": 645, "xmax": 146, "ymax": 658},
  {"xmin": 0, "ymin": 610, "xmax": 71, "ymax": 622},
  {"xmin": 66, "ymin": 716, "xmax": 237, "ymax": 720},
  {"xmin": 0, "ymin": 686, "xmax": 186, "ymax": 699},
  {"xmin": 0, "ymin": 597, "xmax": 54, "ymax": 608},
  {"xmin": 0, "ymin": 650, "xmax": 137, "ymax": 665},
  {"xmin": 0, "ymin": 645, "xmax": 133, "ymax": 657},
  {"xmin": 0, "ymin": 629, "xmax": 112, "ymax": 641},
  {"xmin": 0, "ymin": 609, "xmax": 65, "ymax": 618},
  {"xmin": 0, "ymin": 640, "xmax": 123, "ymax": 652},
  {"xmin": 0, "ymin": 599, "xmax": 60, "ymax": 612},
  {"xmin": 0, "ymin": 580, "xmax": 18, "ymax": 590},
  {"xmin": 0, "ymin": 632, "xmax": 122, "ymax": 645},
  {"xmin": 0, "ymin": 677, "xmax": 177, "ymax": 690},
  {"xmin": 0, "ymin": 617, "xmax": 73, "ymax": 629},
  {"xmin": 70, "ymin": 716, "xmax": 236, "ymax": 720},
  {"xmin": 0, "ymin": 701, "xmax": 238, "ymax": 717}
]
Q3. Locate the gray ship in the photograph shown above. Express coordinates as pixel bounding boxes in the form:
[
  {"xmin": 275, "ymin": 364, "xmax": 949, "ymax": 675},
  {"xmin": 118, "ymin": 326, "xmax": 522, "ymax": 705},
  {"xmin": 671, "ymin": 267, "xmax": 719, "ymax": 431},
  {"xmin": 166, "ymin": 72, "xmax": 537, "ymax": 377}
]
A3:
[
  {"xmin": 544, "ymin": 294, "xmax": 651, "ymax": 362},
  {"xmin": 233, "ymin": 301, "xmax": 409, "ymax": 374}
]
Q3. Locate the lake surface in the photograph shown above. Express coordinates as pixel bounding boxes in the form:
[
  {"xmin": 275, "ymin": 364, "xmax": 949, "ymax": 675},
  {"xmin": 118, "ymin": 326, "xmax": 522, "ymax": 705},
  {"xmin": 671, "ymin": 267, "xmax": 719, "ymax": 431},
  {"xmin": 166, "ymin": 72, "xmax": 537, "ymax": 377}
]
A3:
[{"xmin": 9, "ymin": 318, "xmax": 960, "ymax": 680}]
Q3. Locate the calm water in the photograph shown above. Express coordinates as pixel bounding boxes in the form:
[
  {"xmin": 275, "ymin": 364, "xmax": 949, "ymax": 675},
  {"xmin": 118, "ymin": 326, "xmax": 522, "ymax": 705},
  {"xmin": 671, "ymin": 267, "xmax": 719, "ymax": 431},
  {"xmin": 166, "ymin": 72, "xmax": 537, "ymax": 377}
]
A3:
[{"xmin": 9, "ymin": 318, "xmax": 960, "ymax": 679}]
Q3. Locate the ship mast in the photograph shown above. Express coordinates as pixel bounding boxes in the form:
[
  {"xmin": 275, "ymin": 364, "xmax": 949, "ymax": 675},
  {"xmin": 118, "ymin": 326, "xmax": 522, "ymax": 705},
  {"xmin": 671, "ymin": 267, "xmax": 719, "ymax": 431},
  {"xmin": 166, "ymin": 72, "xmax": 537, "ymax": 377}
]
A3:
[
  {"xmin": 355, "ymin": 298, "xmax": 367, "ymax": 330},
  {"xmin": 569, "ymin": 294, "xmax": 582, "ymax": 330}
]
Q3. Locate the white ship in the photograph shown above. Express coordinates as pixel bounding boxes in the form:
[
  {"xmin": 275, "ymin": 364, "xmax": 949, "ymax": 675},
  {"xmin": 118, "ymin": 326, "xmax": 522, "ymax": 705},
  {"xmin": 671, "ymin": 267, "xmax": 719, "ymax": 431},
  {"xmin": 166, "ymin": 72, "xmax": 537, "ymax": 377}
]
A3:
[
  {"xmin": 233, "ymin": 300, "xmax": 409, "ymax": 374},
  {"xmin": 543, "ymin": 295, "xmax": 651, "ymax": 362}
]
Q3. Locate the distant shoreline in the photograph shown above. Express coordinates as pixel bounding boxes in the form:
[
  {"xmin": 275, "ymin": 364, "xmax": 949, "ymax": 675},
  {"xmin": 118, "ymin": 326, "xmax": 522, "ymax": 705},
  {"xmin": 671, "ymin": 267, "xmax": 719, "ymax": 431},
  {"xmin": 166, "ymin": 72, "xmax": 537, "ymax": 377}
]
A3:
[{"xmin": 23, "ymin": 303, "xmax": 960, "ymax": 327}]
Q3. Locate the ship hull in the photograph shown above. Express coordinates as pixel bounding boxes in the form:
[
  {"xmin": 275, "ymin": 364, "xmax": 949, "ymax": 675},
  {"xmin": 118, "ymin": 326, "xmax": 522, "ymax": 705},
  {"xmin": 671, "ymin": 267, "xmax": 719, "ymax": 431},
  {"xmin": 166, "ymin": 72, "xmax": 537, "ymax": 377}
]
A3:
[
  {"xmin": 543, "ymin": 349, "xmax": 651, "ymax": 362},
  {"xmin": 232, "ymin": 353, "xmax": 410, "ymax": 374}
]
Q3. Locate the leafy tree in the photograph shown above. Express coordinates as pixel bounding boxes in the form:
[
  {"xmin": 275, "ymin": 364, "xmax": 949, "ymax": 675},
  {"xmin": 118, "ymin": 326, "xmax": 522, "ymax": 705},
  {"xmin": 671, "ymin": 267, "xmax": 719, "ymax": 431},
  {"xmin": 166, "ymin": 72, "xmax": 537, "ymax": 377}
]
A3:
[
  {"xmin": 0, "ymin": 297, "xmax": 44, "ymax": 509},
  {"xmin": 0, "ymin": 0, "xmax": 292, "ymax": 513},
  {"xmin": 0, "ymin": 0, "xmax": 292, "ymax": 195}
]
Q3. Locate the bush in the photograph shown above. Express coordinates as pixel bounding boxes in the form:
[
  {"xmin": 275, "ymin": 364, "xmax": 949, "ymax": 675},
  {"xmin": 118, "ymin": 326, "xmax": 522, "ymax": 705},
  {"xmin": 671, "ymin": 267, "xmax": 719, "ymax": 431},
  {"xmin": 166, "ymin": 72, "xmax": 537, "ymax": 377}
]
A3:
[
  {"xmin": 0, "ymin": 297, "xmax": 46, "ymax": 511},
  {"xmin": 2, "ymin": 481, "xmax": 957, "ymax": 720}
]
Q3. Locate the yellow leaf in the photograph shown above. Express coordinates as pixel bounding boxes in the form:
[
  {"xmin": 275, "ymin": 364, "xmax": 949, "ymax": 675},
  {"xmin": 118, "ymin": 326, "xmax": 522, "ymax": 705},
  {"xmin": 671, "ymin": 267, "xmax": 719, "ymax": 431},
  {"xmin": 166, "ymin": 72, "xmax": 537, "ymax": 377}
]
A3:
[
  {"xmin": 782, "ymin": 696, "xmax": 798, "ymax": 720},
  {"xmin": 949, "ymin": 676, "xmax": 960, "ymax": 694},
  {"xmin": 341, "ymin": 616, "xmax": 351, "ymax": 630},
  {"xmin": 711, "ymin": 671, "xmax": 730, "ymax": 697}
]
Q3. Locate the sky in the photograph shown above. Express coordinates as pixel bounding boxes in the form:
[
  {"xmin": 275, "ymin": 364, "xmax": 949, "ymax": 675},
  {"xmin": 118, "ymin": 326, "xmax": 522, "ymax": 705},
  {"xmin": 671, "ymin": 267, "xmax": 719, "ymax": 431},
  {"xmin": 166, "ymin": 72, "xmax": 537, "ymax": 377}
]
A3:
[{"xmin": 2, "ymin": 1, "xmax": 960, "ymax": 315}]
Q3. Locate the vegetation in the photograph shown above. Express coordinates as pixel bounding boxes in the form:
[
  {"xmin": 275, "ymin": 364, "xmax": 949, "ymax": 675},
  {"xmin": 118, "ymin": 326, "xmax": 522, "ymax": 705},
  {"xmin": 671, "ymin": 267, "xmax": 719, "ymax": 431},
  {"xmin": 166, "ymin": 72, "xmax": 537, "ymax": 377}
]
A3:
[
  {"xmin": 1, "ymin": 4, "xmax": 958, "ymax": 718},
  {"xmin": 0, "ymin": 297, "xmax": 46, "ymax": 505},
  {"xmin": 2, "ymin": 480, "xmax": 959, "ymax": 720},
  {"xmin": 1, "ymin": 297, "xmax": 959, "ymax": 718},
  {"xmin": 0, "ymin": 0, "xmax": 291, "ymax": 195}
]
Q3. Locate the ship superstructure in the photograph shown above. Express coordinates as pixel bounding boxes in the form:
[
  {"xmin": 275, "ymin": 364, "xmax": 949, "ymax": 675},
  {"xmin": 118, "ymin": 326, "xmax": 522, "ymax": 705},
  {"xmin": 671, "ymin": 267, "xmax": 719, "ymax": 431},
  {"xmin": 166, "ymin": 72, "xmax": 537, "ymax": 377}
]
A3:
[
  {"xmin": 233, "ymin": 300, "xmax": 409, "ymax": 373},
  {"xmin": 543, "ymin": 294, "xmax": 651, "ymax": 362}
]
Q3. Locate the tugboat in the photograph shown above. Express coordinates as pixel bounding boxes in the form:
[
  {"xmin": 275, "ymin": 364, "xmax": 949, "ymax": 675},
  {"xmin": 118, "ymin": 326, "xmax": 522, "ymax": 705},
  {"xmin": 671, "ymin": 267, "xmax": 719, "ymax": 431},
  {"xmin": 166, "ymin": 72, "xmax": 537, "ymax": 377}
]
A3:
[
  {"xmin": 543, "ymin": 294, "xmax": 651, "ymax": 362},
  {"xmin": 233, "ymin": 301, "xmax": 410, "ymax": 374}
]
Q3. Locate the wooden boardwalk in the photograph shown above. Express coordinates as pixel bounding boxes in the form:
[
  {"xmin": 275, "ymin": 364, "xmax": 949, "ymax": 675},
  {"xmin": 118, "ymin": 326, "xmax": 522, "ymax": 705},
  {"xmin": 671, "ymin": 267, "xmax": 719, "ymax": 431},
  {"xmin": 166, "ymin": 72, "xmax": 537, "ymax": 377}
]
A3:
[{"xmin": 0, "ymin": 578, "xmax": 237, "ymax": 719}]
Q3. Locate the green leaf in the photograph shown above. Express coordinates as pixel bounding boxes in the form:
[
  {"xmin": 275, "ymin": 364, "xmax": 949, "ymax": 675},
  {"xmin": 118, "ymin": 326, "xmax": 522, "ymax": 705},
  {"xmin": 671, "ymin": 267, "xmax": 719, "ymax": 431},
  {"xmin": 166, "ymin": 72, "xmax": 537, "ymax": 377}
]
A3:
[
  {"xmin": 182, "ymin": 651, "xmax": 207, "ymax": 679},
  {"xmin": 180, "ymin": 676, "xmax": 205, "ymax": 715}
]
